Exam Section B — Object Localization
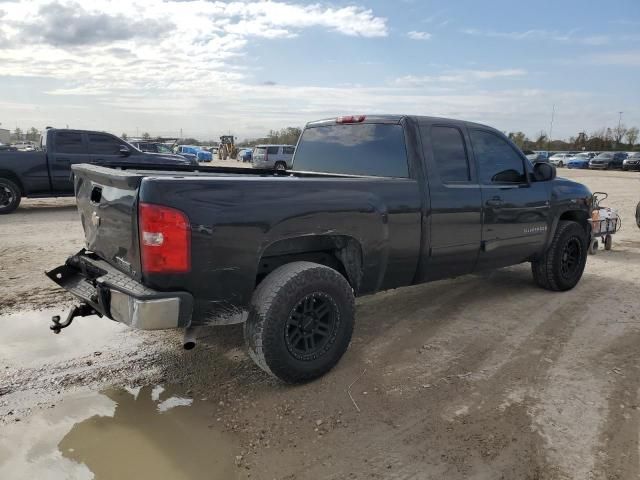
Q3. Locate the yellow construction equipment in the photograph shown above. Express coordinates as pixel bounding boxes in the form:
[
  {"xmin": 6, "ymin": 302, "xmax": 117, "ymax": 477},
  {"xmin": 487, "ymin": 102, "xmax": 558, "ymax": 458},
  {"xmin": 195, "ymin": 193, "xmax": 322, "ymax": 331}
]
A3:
[{"xmin": 218, "ymin": 135, "xmax": 238, "ymax": 160}]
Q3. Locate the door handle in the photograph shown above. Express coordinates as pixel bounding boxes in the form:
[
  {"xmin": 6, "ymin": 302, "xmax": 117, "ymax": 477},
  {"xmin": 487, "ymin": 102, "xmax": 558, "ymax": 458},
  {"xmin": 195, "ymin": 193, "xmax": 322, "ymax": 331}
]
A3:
[{"xmin": 486, "ymin": 197, "xmax": 504, "ymax": 207}]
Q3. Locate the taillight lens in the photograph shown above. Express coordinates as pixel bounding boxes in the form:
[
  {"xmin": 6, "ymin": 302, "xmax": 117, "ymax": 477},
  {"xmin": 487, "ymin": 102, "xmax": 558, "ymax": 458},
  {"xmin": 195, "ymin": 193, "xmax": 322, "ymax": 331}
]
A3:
[{"xmin": 139, "ymin": 202, "xmax": 191, "ymax": 274}]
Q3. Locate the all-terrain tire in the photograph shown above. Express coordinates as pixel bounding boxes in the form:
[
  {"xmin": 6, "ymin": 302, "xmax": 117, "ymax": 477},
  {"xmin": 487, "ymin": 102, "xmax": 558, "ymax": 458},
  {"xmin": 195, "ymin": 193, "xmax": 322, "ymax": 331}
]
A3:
[
  {"xmin": 244, "ymin": 261, "xmax": 355, "ymax": 383},
  {"xmin": 532, "ymin": 220, "xmax": 588, "ymax": 291},
  {"xmin": 0, "ymin": 178, "xmax": 21, "ymax": 214}
]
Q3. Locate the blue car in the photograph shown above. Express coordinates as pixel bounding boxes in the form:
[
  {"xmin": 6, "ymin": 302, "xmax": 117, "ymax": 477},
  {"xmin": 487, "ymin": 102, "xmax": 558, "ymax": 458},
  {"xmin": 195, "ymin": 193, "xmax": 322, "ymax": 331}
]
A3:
[
  {"xmin": 238, "ymin": 148, "xmax": 253, "ymax": 162},
  {"xmin": 176, "ymin": 145, "xmax": 212, "ymax": 162},
  {"xmin": 567, "ymin": 153, "xmax": 591, "ymax": 169}
]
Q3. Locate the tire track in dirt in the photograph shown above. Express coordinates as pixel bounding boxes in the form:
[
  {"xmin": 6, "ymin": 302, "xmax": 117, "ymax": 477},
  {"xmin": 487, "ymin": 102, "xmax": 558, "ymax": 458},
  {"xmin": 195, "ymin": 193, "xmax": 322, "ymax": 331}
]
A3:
[{"xmin": 591, "ymin": 330, "xmax": 640, "ymax": 480}]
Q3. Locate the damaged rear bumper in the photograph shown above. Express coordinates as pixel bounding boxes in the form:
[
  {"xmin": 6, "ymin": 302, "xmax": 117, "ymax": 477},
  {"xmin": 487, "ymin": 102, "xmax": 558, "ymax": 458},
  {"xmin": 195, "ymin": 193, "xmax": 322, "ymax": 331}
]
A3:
[{"xmin": 46, "ymin": 250, "xmax": 193, "ymax": 330}]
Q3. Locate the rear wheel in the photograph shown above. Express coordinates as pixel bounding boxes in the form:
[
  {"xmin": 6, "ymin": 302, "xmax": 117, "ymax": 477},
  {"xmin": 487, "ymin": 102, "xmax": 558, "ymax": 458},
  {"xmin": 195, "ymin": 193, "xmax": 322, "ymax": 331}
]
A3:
[
  {"xmin": 532, "ymin": 221, "xmax": 588, "ymax": 291},
  {"xmin": 558, "ymin": 161, "xmax": 564, "ymax": 168},
  {"xmin": 274, "ymin": 161, "xmax": 287, "ymax": 172},
  {"xmin": 244, "ymin": 261, "xmax": 355, "ymax": 383},
  {"xmin": 604, "ymin": 234, "xmax": 612, "ymax": 251},
  {"xmin": 589, "ymin": 239, "xmax": 599, "ymax": 255},
  {"xmin": 0, "ymin": 178, "xmax": 21, "ymax": 214}
]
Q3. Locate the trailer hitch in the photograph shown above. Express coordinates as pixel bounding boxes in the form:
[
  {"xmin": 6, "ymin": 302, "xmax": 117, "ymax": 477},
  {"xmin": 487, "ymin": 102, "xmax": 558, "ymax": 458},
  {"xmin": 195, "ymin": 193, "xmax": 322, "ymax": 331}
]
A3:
[{"xmin": 50, "ymin": 304, "xmax": 98, "ymax": 334}]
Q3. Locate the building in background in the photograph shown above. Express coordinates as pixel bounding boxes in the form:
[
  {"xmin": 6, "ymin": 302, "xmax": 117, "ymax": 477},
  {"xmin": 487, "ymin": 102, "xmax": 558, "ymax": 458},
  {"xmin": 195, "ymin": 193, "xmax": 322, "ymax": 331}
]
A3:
[{"xmin": 0, "ymin": 128, "xmax": 10, "ymax": 144}]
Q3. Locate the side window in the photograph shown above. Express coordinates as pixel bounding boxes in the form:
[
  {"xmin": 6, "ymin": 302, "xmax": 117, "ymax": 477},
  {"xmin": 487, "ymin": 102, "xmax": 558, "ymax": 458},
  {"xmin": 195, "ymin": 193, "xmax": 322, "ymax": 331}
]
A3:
[
  {"xmin": 267, "ymin": 146, "xmax": 279, "ymax": 155},
  {"xmin": 283, "ymin": 146, "xmax": 295, "ymax": 155},
  {"xmin": 88, "ymin": 133, "xmax": 122, "ymax": 155},
  {"xmin": 470, "ymin": 130, "xmax": 526, "ymax": 184},
  {"xmin": 427, "ymin": 126, "xmax": 471, "ymax": 183},
  {"xmin": 54, "ymin": 132, "xmax": 85, "ymax": 154}
]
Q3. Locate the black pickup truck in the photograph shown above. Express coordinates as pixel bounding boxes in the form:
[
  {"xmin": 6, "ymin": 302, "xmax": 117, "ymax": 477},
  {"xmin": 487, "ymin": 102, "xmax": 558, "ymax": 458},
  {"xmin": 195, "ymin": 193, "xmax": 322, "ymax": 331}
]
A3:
[
  {"xmin": 0, "ymin": 128, "xmax": 196, "ymax": 214},
  {"xmin": 47, "ymin": 115, "xmax": 592, "ymax": 383}
]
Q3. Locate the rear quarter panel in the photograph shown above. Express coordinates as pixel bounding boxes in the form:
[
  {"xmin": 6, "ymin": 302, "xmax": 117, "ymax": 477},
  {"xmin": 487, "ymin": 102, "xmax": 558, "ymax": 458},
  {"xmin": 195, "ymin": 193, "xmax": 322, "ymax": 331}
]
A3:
[{"xmin": 138, "ymin": 175, "xmax": 422, "ymax": 324}]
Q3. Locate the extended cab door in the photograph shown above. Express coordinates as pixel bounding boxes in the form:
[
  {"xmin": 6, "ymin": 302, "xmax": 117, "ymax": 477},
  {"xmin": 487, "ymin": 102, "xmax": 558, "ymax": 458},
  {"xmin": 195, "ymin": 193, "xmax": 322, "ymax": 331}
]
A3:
[
  {"xmin": 469, "ymin": 129, "xmax": 550, "ymax": 269},
  {"xmin": 49, "ymin": 131, "xmax": 89, "ymax": 192},
  {"xmin": 417, "ymin": 122, "xmax": 482, "ymax": 281}
]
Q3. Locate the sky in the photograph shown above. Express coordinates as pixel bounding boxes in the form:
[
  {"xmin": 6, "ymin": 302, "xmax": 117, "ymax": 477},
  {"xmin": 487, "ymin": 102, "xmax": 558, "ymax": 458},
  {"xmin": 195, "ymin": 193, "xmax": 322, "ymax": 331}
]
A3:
[{"xmin": 0, "ymin": 0, "xmax": 639, "ymax": 141}]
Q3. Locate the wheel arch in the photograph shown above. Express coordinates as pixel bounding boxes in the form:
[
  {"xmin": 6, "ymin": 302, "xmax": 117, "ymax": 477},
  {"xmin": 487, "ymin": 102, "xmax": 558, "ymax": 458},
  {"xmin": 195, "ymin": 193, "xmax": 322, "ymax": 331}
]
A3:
[
  {"xmin": 256, "ymin": 235, "xmax": 364, "ymax": 293},
  {"xmin": 0, "ymin": 170, "xmax": 25, "ymax": 195}
]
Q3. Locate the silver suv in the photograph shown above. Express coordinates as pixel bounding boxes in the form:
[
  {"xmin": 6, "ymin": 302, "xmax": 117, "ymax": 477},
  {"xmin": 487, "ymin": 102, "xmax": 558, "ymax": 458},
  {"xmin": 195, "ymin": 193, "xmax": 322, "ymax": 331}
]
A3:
[{"xmin": 252, "ymin": 145, "xmax": 295, "ymax": 171}]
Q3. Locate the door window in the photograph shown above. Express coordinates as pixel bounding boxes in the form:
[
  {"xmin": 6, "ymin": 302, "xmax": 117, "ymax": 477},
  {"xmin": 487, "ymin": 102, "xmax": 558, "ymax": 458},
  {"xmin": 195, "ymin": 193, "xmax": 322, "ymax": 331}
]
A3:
[
  {"xmin": 88, "ymin": 133, "xmax": 122, "ymax": 155},
  {"xmin": 428, "ymin": 126, "xmax": 471, "ymax": 183},
  {"xmin": 470, "ymin": 130, "xmax": 526, "ymax": 184},
  {"xmin": 283, "ymin": 146, "xmax": 295, "ymax": 155},
  {"xmin": 267, "ymin": 146, "xmax": 279, "ymax": 155},
  {"xmin": 54, "ymin": 132, "xmax": 85, "ymax": 154}
]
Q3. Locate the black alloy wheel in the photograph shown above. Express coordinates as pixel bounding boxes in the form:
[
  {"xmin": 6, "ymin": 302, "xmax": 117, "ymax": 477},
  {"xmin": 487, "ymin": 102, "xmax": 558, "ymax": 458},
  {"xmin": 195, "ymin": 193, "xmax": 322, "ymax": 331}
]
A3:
[{"xmin": 285, "ymin": 293, "xmax": 339, "ymax": 361}]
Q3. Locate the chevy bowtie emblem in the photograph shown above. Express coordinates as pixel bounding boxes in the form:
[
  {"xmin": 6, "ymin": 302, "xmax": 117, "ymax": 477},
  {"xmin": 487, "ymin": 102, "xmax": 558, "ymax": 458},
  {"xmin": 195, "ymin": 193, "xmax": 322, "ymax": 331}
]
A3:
[{"xmin": 91, "ymin": 212, "xmax": 101, "ymax": 227}]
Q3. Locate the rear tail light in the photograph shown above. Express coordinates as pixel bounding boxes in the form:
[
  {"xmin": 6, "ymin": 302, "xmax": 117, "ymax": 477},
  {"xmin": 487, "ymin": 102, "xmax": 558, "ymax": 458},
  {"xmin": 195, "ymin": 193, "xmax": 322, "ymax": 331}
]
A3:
[
  {"xmin": 139, "ymin": 202, "xmax": 191, "ymax": 274},
  {"xmin": 336, "ymin": 115, "xmax": 366, "ymax": 124}
]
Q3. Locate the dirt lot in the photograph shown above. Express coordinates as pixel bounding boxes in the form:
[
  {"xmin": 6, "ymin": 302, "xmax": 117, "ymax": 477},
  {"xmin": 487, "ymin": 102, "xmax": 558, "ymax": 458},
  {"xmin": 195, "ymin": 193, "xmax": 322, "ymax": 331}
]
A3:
[{"xmin": 1, "ymin": 168, "xmax": 640, "ymax": 479}]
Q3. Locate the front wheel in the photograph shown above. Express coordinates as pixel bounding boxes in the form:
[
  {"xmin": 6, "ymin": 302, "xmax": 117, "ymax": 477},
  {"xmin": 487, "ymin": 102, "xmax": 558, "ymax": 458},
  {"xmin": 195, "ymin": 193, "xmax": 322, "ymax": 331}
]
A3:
[
  {"xmin": 244, "ymin": 262, "xmax": 355, "ymax": 383},
  {"xmin": 558, "ymin": 161, "xmax": 564, "ymax": 168},
  {"xmin": 0, "ymin": 178, "xmax": 21, "ymax": 214},
  {"xmin": 532, "ymin": 221, "xmax": 588, "ymax": 291}
]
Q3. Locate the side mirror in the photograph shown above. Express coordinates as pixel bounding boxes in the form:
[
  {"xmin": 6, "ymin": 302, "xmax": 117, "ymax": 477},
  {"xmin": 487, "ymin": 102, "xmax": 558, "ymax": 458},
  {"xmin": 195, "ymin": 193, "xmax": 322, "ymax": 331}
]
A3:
[
  {"xmin": 533, "ymin": 161, "xmax": 556, "ymax": 182},
  {"xmin": 119, "ymin": 145, "xmax": 131, "ymax": 157}
]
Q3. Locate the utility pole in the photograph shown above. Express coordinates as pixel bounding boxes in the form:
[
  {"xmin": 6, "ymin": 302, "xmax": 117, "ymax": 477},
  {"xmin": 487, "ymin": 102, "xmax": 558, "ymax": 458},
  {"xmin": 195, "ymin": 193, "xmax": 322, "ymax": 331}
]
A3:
[
  {"xmin": 617, "ymin": 111, "xmax": 624, "ymax": 147},
  {"xmin": 547, "ymin": 104, "xmax": 556, "ymax": 151}
]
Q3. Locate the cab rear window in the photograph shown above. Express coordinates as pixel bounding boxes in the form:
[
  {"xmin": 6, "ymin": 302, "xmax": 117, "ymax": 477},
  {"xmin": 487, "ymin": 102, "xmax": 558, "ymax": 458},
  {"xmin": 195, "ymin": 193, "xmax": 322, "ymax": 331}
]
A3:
[{"xmin": 293, "ymin": 124, "xmax": 409, "ymax": 178}]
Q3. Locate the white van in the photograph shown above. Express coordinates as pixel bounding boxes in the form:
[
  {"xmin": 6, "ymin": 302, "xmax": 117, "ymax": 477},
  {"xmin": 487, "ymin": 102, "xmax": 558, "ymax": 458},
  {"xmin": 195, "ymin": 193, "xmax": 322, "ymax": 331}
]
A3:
[{"xmin": 252, "ymin": 144, "xmax": 295, "ymax": 170}]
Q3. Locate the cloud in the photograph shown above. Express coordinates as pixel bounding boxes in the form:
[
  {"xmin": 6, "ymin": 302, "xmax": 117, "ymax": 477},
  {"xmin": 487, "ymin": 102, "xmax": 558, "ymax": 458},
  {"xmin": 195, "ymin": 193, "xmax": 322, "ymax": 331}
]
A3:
[
  {"xmin": 19, "ymin": 2, "xmax": 170, "ymax": 46},
  {"xmin": 394, "ymin": 68, "xmax": 527, "ymax": 86},
  {"xmin": 407, "ymin": 31, "xmax": 432, "ymax": 40},
  {"xmin": 461, "ymin": 28, "xmax": 611, "ymax": 46},
  {"xmin": 587, "ymin": 51, "xmax": 640, "ymax": 66}
]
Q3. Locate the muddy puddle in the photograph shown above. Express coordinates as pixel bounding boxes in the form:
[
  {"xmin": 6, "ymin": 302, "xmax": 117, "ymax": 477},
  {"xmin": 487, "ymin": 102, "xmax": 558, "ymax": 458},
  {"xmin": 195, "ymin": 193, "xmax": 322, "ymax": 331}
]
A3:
[
  {"xmin": 0, "ymin": 385, "xmax": 239, "ymax": 479},
  {"xmin": 0, "ymin": 309, "xmax": 142, "ymax": 368}
]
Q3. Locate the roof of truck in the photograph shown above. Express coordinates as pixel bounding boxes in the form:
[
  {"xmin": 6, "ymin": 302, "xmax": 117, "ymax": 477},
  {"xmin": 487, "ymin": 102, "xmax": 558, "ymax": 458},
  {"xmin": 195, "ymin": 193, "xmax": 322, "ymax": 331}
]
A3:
[{"xmin": 306, "ymin": 115, "xmax": 495, "ymax": 131}]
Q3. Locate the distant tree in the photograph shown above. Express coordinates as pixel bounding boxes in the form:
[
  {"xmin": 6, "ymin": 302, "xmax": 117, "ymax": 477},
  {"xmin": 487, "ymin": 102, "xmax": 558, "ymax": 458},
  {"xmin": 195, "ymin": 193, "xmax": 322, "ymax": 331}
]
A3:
[
  {"xmin": 26, "ymin": 127, "xmax": 40, "ymax": 142},
  {"xmin": 141, "ymin": 132, "xmax": 151, "ymax": 140},
  {"xmin": 508, "ymin": 131, "xmax": 528, "ymax": 148},
  {"xmin": 12, "ymin": 127, "xmax": 23, "ymax": 141},
  {"xmin": 625, "ymin": 127, "xmax": 638, "ymax": 149},
  {"xmin": 575, "ymin": 132, "xmax": 588, "ymax": 149},
  {"xmin": 121, "ymin": 132, "xmax": 128, "ymax": 140},
  {"xmin": 182, "ymin": 137, "xmax": 200, "ymax": 145},
  {"xmin": 533, "ymin": 132, "xmax": 547, "ymax": 149},
  {"xmin": 613, "ymin": 123, "xmax": 627, "ymax": 146}
]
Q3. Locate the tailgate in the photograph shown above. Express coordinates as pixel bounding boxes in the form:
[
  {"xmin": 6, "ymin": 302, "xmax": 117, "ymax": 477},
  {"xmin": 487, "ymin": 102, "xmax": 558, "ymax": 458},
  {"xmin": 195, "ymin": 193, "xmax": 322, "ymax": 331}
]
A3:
[{"xmin": 73, "ymin": 164, "xmax": 144, "ymax": 280}]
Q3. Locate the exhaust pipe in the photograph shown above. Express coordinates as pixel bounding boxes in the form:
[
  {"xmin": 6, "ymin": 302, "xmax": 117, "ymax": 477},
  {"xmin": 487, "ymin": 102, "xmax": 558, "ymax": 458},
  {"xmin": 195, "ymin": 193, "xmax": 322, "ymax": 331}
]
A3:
[{"xmin": 183, "ymin": 327, "xmax": 197, "ymax": 350}]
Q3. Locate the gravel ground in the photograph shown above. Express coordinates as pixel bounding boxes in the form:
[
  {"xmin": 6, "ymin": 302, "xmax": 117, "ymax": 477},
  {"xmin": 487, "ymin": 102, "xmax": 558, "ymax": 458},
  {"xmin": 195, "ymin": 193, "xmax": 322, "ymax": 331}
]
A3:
[{"xmin": 1, "ymin": 168, "xmax": 640, "ymax": 479}]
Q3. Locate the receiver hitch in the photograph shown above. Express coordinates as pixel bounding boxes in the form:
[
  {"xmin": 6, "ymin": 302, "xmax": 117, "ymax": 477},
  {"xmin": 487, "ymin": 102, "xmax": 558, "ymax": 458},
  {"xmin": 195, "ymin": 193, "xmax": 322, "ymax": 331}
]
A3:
[{"xmin": 50, "ymin": 304, "xmax": 99, "ymax": 334}]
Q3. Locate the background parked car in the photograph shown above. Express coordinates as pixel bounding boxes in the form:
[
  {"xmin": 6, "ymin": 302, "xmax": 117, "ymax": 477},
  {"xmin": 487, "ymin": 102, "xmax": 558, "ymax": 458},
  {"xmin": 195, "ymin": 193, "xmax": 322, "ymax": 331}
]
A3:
[
  {"xmin": 252, "ymin": 144, "xmax": 295, "ymax": 170},
  {"xmin": 522, "ymin": 150, "xmax": 544, "ymax": 162},
  {"xmin": 238, "ymin": 148, "xmax": 253, "ymax": 162},
  {"xmin": 589, "ymin": 152, "xmax": 627, "ymax": 170},
  {"xmin": 131, "ymin": 141, "xmax": 174, "ymax": 154},
  {"xmin": 549, "ymin": 153, "xmax": 573, "ymax": 167},
  {"xmin": 567, "ymin": 153, "xmax": 592, "ymax": 169},
  {"xmin": 174, "ymin": 145, "xmax": 212, "ymax": 162},
  {"xmin": 533, "ymin": 151, "xmax": 550, "ymax": 161},
  {"xmin": 622, "ymin": 152, "xmax": 640, "ymax": 171}
]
